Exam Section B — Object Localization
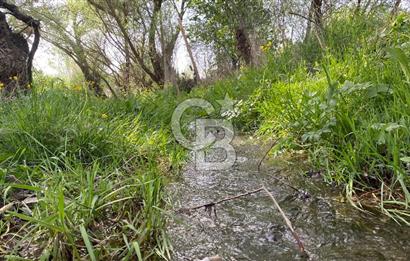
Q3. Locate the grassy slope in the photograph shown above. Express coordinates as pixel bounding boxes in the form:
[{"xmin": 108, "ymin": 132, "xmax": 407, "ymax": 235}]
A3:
[
  {"xmin": 0, "ymin": 90, "xmax": 188, "ymax": 259},
  {"xmin": 0, "ymin": 9, "xmax": 409, "ymax": 260}
]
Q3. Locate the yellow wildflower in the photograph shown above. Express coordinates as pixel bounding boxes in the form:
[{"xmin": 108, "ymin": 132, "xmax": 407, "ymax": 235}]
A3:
[
  {"xmin": 260, "ymin": 41, "xmax": 273, "ymax": 53},
  {"xmin": 101, "ymin": 113, "xmax": 109, "ymax": 119},
  {"xmin": 0, "ymin": 82, "xmax": 4, "ymax": 90},
  {"xmin": 73, "ymin": 85, "xmax": 82, "ymax": 91}
]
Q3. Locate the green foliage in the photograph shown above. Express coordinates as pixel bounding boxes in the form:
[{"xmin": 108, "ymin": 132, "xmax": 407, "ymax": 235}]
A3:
[
  {"xmin": 189, "ymin": 0, "xmax": 269, "ymax": 64},
  {"xmin": 0, "ymin": 88, "xmax": 186, "ymax": 259},
  {"xmin": 243, "ymin": 11, "xmax": 410, "ymax": 223},
  {"xmin": 0, "ymin": 75, "xmax": 255, "ymax": 259},
  {"xmin": 388, "ymin": 47, "xmax": 410, "ymax": 82}
]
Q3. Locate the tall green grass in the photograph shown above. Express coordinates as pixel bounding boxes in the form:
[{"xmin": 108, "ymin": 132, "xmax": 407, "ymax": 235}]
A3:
[
  {"xmin": 0, "ymin": 80, "xmax": 255, "ymax": 259},
  {"xmin": 242, "ymin": 11, "xmax": 410, "ymax": 223},
  {"xmin": 0, "ymin": 89, "xmax": 186, "ymax": 260}
]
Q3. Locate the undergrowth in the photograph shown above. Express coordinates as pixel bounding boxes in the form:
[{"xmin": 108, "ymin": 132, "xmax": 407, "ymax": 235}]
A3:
[
  {"xmin": 237, "ymin": 11, "xmax": 410, "ymax": 223},
  {"xmin": 0, "ymin": 90, "xmax": 186, "ymax": 260}
]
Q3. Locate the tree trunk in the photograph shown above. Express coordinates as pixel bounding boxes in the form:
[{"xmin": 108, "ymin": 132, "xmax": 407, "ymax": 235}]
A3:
[
  {"xmin": 304, "ymin": 0, "xmax": 323, "ymax": 43},
  {"xmin": 123, "ymin": 3, "xmax": 131, "ymax": 92},
  {"xmin": 148, "ymin": 0, "xmax": 164, "ymax": 86},
  {"xmin": 0, "ymin": 12, "xmax": 30, "ymax": 95},
  {"xmin": 123, "ymin": 40, "xmax": 131, "ymax": 92},
  {"xmin": 391, "ymin": 0, "xmax": 402, "ymax": 17},
  {"xmin": 235, "ymin": 23, "xmax": 252, "ymax": 66},
  {"xmin": 80, "ymin": 64, "xmax": 104, "ymax": 96},
  {"xmin": 355, "ymin": 0, "xmax": 362, "ymax": 14},
  {"xmin": 0, "ymin": 1, "xmax": 40, "ymax": 96},
  {"xmin": 313, "ymin": 0, "xmax": 323, "ymax": 29},
  {"xmin": 178, "ymin": 16, "xmax": 200, "ymax": 83}
]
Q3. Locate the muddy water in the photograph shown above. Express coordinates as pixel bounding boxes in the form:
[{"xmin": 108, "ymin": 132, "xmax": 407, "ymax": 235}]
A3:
[{"xmin": 167, "ymin": 137, "xmax": 410, "ymax": 261}]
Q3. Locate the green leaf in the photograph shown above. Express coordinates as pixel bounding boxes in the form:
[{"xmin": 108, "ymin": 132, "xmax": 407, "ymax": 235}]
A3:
[
  {"xmin": 388, "ymin": 47, "xmax": 410, "ymax": 83},
  {"xmin": 57, "ymin": 189, "xmax": 65, "ymax": 224},
  {"xmin": 385, "ymin": 122, "xmax": 403, "ymax": 132},
  {"xmin": 340, "ymin": 81, "xmax": 372, "ymax": 94},
  {"xmin": 132, "ymin": 241, "xmax": 143, "ymax": 261},
  {"xmin": 400, "ymin": 157, "xmax": 410, "ymax": 163},
  {"xmin": 9, "ymin": 184, "xmax": 42, "ymax": 192},
  {"xmin": 10, "ymin": 212, "xmax": 63, "ymax": 232},
  {"xmin": 367, "ymin": 84, "xmax": 392, "ymax": 98},
  {"xmin": 80, "ymin": 224, "xmax": 97, "ymax": 261}
]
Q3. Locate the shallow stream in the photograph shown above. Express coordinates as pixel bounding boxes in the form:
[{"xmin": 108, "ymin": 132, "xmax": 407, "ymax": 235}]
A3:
[{"xmin": 167, "ymin": 137, "xmax": 410, "ymax": 260}]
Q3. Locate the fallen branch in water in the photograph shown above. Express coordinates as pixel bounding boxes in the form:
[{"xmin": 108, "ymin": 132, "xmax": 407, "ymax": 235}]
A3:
[
  {"xmin": 175, "ymin": 138, "xmax": 308, "ymax": 257},
  {"xmin": 257, "ymin": 140, "xmax": 278, "ymax": 172},
  {"xmin": 177, "ymin": 187, "xmax": 264, "ymax": 215},
  {"xmin": 256, "ymin": 140, "xmax": 308, "ymax": 193},
  {"xmin": 256, "ymin": 140, "xmax": 308, "ymax": 257},
  {"xmin": 176, "ymin": 185, "xmax": 308, "ymax": 257},
  {"xmin": 262, "ymin": 185, "xmax": 307, "ymax": 256}
]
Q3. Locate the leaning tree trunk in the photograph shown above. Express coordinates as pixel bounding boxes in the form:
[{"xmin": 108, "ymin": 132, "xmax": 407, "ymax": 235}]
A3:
[
  {"xmin": 0, "ymin": 12, "xmax": 30, "ymax": 95},
  {"xmin": 178, "ymin": 15, "xmax": 200, "ymax": 83},
  {"xmin": 391, "ymin": 0, "xmax": 402, "ymax": 17},
  {"xmin": 78, "ymin": 63, "xmax": 104, "ymax": 97},
  {"xmin": 148, "ymin": 0, "xmax": 165, "ymax": 86},
  {"xmin": 0, "ymin": 0, "xmax": 40, "ymax": 96}
]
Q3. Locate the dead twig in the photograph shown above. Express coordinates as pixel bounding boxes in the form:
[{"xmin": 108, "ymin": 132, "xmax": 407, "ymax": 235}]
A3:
[
  {"xmin": 177, "ymin": 185, "xmax": 308, "ymax": 256},
  {"xmin": 258, "ymin": 143, "xmax": 306, "ymax": 195},
  {"xmin": 0, "ymin": 197, "xmax": 38, "ymax": 216},
  {"xmin": 0, "ymin": 203, "xmax": 14, "ymax": 215},
  {"xmin": 288, "ymin": 12, "xmax": 317, "ymax": 25},
  {"xmin": 262, "ymin": 186, "xmax": 307, "ymax": 256},
  {"xmin": 257, "ymin": 140, "xmax": 278, "ymax": 172},
  {"xmin": 257, "ymin": 140, "xmax": 308, "ymax": 257},
  {"xmin": 178, "ymin": 187, "xmax": 264, "ymax": 214}
]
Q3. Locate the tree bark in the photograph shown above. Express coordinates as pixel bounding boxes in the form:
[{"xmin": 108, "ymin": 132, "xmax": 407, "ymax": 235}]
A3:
[
  {"xmin": 178, "ymin": 16, "xmax": 200, "ymax": 83},
  {"xmin": 81, "ymin": 64, "xmax": 104, "ymax": 96},
  {"xmin": 0, "ymin": 0, "xmax": 40, "ymax": 95},
  {"xmin": 313, "ymin": 0, "xmax": 323, "ymax": 29},
  {"xmin": 235, "ymin": 22, "xmax": 252, "ymax": 66},
  {"xmin": 122, "ymin": 3, "xmax": 131, "ymax": 92},
  {"xmin": 355, "ymin": 0, "xmax": 362, "ymax": 14},
  {"xmin": 304, "ymin": 0, "xmax": 323, "ymax": 43},
  {"xmin": 72, "ymin": 18, "xmax": 104, "ymax": 96},
  {"xmin": 391, "ymin": 0, "xmax": 402, "ymax": 17},
  {"xmin": 148, "ymin": 0, "xmax": 164, "ymax": 86}
]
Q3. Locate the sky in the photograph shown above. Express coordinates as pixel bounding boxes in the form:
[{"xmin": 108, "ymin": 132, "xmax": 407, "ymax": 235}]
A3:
[
  {"xmin": 34, "ymin": 37, "xmax": 193, "ymax": 77},
  {"xmin": 34, "ymin": 41, "xmax": 60, "ymax": 75}
]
